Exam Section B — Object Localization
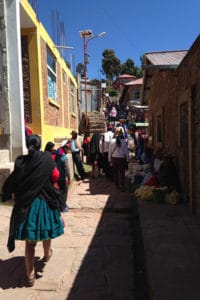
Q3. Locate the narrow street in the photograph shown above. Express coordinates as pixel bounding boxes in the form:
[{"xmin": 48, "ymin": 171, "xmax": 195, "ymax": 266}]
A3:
[{"xmin": 0, "ymin": 174, "xmax": 149, "ymax": 300}]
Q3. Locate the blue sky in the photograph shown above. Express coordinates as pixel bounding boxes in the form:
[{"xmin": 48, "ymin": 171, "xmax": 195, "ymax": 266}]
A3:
[{"xmin": 36, "ymin": 0, "xmax": 200, "ymax": 79}]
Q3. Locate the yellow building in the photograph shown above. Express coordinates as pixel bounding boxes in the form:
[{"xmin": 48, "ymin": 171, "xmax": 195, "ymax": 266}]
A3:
[
  {"xmin": 0, "ymin": 0, "xmax": 78, "ymax": 164},
  {"xmin": 20, "ymin": 0, "xmax": 78, "ymax": 149}
]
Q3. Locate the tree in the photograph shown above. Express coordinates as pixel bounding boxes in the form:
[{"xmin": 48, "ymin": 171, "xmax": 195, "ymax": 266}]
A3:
[
  {"xmin": 102, "ymin": 49, "xmax": 121, "ymax": 82},
  {"xmin": 140, "ymin": 55, "xmax": 145, "ymax": 67},
  {"xmin": 135, "ymin": 66, "xmax": 143, "ymax": 78},
  {"xmin": 76, "ymin": 63, "xmax": 85, "ymax": 78},
  {"xmin": 120, "ymin": 58, "xmax": 136, "ymax": 75},
  {"xmin": 120, "ymin": 58, "xmax": 143, "ymax": 78},
  {"xmin": 137, "ymin": 55, "xmax": 145, "ymax": 77}
]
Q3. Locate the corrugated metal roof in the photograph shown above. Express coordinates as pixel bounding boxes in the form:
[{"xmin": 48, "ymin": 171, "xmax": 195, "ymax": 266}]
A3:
[
  {"xmin": 117, "ymin": 74, "xmax": 136, "ymax": 79},
  {"xmin": 145, "ymin": 50, "xmax": 188, "ymax": 66},
  {"xmin": 125, "ymin": 77, "xmax": 143, "ymax": 85}
]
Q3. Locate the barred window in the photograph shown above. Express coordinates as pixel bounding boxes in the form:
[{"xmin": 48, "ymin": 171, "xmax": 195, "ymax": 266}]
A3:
[
  {"xmin": 47, "ymin": 48, "xmax": 57, "ymax": 101},
  {"xmin": 70, "ymin": 80, "xmax": 75, "ymax": 113}
]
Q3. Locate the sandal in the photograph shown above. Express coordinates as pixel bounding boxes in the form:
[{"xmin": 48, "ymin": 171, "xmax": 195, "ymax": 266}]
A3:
[
  {"xmin": 43, "ymin": 248, "xmax": 53, "ymax": 263},
  {"xmin": 27, "ymin": 274, "xmax": 35, "ymax": 287}
]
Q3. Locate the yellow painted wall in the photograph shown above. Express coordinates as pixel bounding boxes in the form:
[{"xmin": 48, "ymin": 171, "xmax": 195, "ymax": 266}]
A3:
[
  {"xmin": 20, "ymin": 0, "xmax": 78, "ymax": 149},
  {"xmin": 21, "ymin": 28, "xmax": 42, "ymax": 135}
]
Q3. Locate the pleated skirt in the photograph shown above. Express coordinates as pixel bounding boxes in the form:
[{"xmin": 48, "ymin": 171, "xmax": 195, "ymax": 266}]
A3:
[{"xmin": 16, "ymin": 197, "xmax": 64, "ymax": 241}]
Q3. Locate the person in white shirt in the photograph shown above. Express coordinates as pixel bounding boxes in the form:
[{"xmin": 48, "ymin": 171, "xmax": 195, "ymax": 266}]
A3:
[
  {"xmin": 108, "ymin": 127, "xmax": 129, "ymax": 191},
  {"xmin": 99, "ymin": 125, "xmax": 114, "ymax": 179},
  {"xmin": 70, "ymin": 130, "xmax": 87, "ymax": 180}
]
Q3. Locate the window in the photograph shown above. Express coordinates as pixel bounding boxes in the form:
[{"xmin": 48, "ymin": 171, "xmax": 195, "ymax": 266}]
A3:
[
  {"xmin": 70, "ymin": 80, "xmax": 75, "ymax": 113},
  {"xmin": 63, "ymin": 71, "xmax": 67, "ymax": 85},
  {"xmin": 135, "ymin": 90, "xmax": 140, "ymax": 100},
  {"xmin": 47, "ymin": 48, "xmax": 57, "ymax": 101}
]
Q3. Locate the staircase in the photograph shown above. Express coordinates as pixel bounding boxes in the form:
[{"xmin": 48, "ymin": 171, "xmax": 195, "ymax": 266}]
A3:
[
  {"xmin": 0, "ymin": 149, "xmax": 14, "ymax": 194},
  {"xmin": 87, "ymin": 111, "xmax": 107, "ymax": 134}
]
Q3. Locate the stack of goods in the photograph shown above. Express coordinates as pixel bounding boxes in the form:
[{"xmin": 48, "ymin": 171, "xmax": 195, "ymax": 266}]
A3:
[
  {"xmin": 133, "ymin": 185, "xmax": 180, "ymax": 205},
  {"xmin": 128, "ymin": 162, "xmax": 144, "ymax": 192}
]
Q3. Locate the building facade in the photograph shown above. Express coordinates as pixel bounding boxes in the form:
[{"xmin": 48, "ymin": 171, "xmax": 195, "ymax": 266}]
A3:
[
  {"xmin": 176, "ymin": 35, "xmax": 200, "ymax": 214},
  {"xmin": 119, "ymin": 77, "xmax": 146, "ymax": 124},
  {"xmin": 112, "ymin": 74, "xmax": 136, "ymax": 92},
  {"xmin": 142, "ymin": 35, "xmax": 200, "ymax": 215},
  {"xmin": 0, "ymin": 0, "xmax": 78, "ymax": 162}
]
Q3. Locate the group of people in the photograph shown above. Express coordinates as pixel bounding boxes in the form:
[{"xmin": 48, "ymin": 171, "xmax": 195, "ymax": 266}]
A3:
[
  {"xmin": 1, "ymin": 122, "xmax": 136, "ymax": 287},
  {"xmin": 1, "ymin": 129, "xmax": 89, "ymax": 287},
  {"xmin": 103, "ymin": 101, "xmax": 128, "ymax": 125},
  {"xmin": 2, "ymin": 135, "xmax": 65, "ymax": 286},
  {"xmin": 138, "ymin": 146, "xmax": 180, "ymax": 192},
  {"xmin": 81, "ymin": 124, "xmax": 130, "ymax": 192}
]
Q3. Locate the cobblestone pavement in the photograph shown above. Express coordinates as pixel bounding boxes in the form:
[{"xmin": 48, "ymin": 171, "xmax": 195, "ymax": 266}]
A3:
[{"xmin": 0, "ymin": 175, "xmax": 135, "ymax": 300}]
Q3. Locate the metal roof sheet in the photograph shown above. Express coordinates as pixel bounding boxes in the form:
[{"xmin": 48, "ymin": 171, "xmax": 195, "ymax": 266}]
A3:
[
  {"xmin": 145, "ymin": 50, "xmax": 188, "ymax": 66},
  {"xmin": 125, "ymin": 78, "xmax": 143, "ymax": 86},
  {"xmin": 118, "ymin": 74, "xmax": 136, "ymax": 78}
]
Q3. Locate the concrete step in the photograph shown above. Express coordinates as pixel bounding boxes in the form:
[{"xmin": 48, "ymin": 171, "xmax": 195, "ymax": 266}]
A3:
[
  {"xmin": 88, "ymin": 112, "xmax": 106, "ymax": 120},
  {"xmin": 80, "ymin": 111, "xmax": 107, "ymax": 134},
  {"xmin": 0, "ymin": 149, "xmax": 10, "ymax": 164}
]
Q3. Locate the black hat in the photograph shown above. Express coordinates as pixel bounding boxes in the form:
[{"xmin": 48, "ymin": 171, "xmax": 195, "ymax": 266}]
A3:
[{"xmin": 71, "ymin": 130, "xmax": 77, "ymax": 135}]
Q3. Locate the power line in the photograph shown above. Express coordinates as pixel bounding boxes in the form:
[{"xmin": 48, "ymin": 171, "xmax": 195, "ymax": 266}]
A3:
[{"xmin": 96, "ymin": 3, "xmax": 143, "ymax": 65}]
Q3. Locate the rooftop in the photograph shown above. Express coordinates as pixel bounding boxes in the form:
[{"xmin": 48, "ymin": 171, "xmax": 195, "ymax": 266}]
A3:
[
  {"xmin": 145, "ymin": 50, "xmax": 188, "ymax": 66},
  {"xmin": 117, "ymin": 74, "xmax": 136, "ymax": 79},
  {"xmin": 125, "ymin": 77, "xmax": 143, "ymax": 86}
]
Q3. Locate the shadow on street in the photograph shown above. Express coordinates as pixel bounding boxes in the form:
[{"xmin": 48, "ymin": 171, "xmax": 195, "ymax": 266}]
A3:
[{"xmin": 66, "ymin": 174, "xmax": 149, "ymax": 299}]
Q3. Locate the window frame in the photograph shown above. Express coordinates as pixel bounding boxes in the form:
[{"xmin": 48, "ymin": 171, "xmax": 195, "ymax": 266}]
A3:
[
  {"xmin": 70, "ymin": 80, "xmax": 75, "ymax": 113},
  {"xmin": 47, "ymin": 48, "xmax": 57, "ymax": 102},
  {"xmin": 134, "ymin": 90, "xmax": 140, "ymax": 100}
]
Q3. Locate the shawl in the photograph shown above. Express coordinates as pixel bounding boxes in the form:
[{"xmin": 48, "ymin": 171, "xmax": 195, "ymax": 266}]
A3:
[
  {"xmin": 2, "ymin": 151, "xmax": 55, "ymax": 206},
  {"xmin": 90, "ymin": 132, "xmax": 100, "ymax": 154},
  {"xmin": 2, "ymin": 151, "xmax": 60, "ymax": 252}
]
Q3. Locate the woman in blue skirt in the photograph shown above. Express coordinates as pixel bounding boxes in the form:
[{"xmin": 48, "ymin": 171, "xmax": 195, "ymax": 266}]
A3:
[{"xmin": 2, "ymin": 135, "xmax": 64, "ymax": 286}]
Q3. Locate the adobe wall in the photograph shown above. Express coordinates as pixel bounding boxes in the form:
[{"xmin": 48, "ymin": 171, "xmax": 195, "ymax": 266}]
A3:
[
  {"xmin": 176, "ymin": 38, "xmax": 200, "ymax": 214},
  {"xmin": 148, "ymin": 69, "xmax": 178, "ymax": 155}
]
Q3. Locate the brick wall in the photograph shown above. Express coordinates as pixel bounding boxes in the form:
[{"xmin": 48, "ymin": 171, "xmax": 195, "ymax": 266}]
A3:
[
  {"xmin": 146, "ymin": 36, "xmax": 200, "ymax": 214},
  {"xmin": 41, "ymin": 38, "xmax": 64, "ymax": 127},
  {"xmin": 148, "ymin": 69, "xmax": 178, "ymax": 154},
  {"xmin": 176, "ymin": 37, "xmax": 200, "ymax": 214},
  {"xmin": 62, "ymin": 71, "xmax": 69, "ymax": 128},
  {"xmin": 40, "ymin": 38, "xmax": 78, "ymax": 131}
]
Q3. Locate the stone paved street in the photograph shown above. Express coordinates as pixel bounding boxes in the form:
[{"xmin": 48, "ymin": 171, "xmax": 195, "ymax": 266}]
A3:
[{"xmin": 0, "ymin": 175, "xmax": 135, "ymax": 299}]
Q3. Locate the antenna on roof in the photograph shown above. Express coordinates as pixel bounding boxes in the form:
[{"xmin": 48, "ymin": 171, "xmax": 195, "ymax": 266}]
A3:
[
  {"xmin": 51, "ymin": 10, "xmax": 74, "ymax": 64},
  {"xmin": 29, "ymin": 0, "xmax": 38, "ymax": 16}
]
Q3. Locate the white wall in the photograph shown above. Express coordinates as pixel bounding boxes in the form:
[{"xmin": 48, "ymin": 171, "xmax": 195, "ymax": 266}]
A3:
[{"xmin": 5, "ymin": 0, "xmax": 26, "ymax": 159}]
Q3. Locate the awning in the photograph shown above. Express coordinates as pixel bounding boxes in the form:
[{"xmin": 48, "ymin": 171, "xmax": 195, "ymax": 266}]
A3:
[
  {"xmin": 126, "ymin": 100, "xmax": 140, "ymax": 107},
  {"xmin": 133, "ymin": 105, "xmax": 149, "ymax": 109},
  {"xmin": 135, "ymin": 122, "xmax": 149, "ymax": 127}
]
